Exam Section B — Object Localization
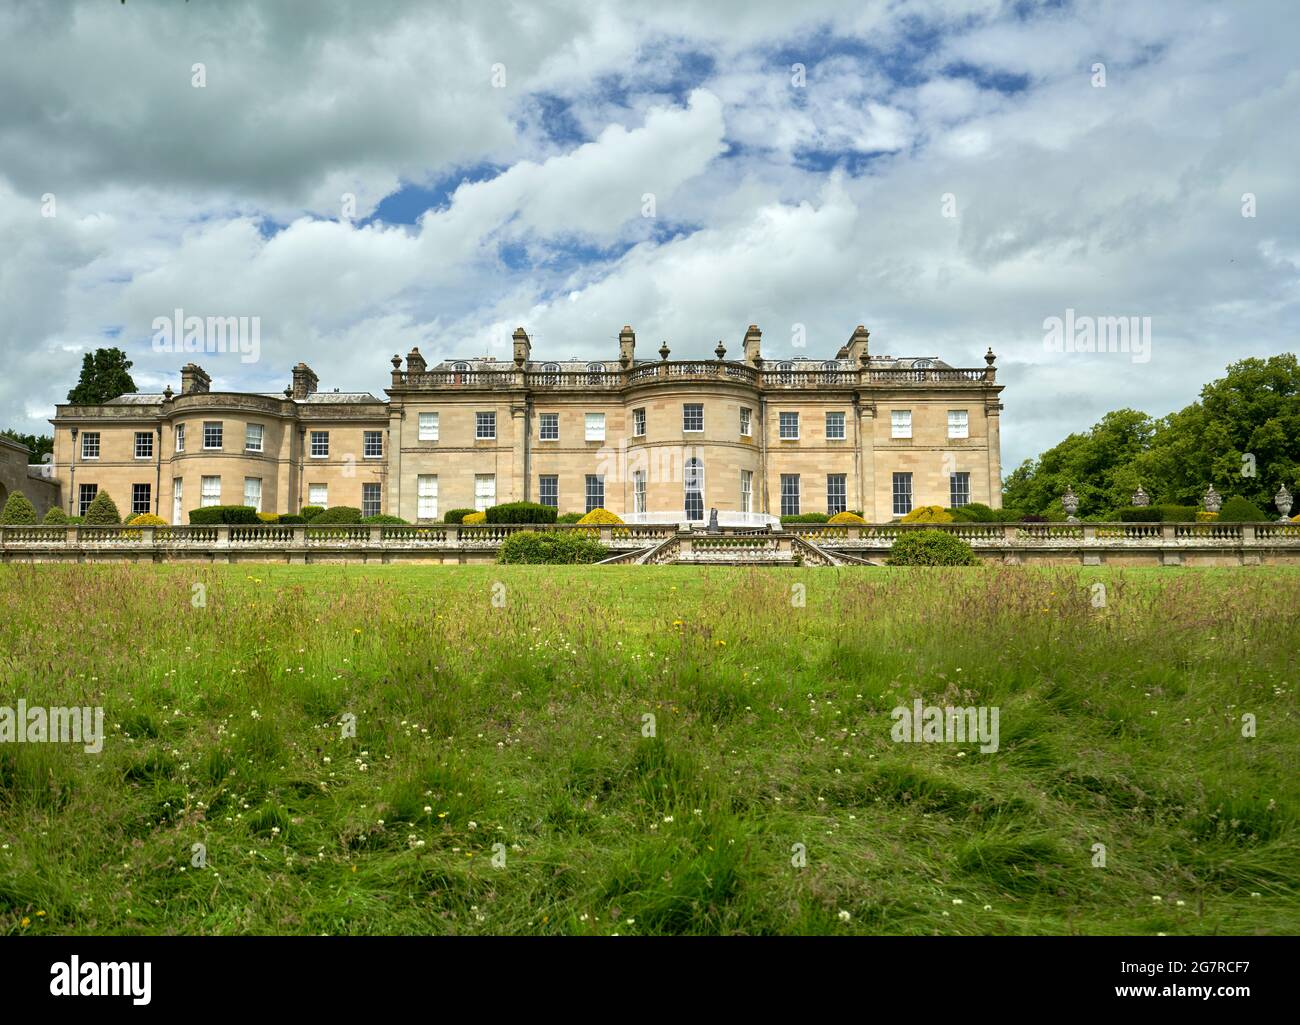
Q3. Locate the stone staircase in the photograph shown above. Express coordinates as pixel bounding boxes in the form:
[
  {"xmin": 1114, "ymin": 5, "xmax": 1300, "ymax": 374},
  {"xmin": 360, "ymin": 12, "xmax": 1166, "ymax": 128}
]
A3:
[{"xmin": 596, "ymin": 530, "xmax": 878, "ymax": 567}]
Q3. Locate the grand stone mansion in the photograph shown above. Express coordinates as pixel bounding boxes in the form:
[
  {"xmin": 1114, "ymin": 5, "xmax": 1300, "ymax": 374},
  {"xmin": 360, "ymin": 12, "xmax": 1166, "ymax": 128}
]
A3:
[{"xmin": 40, "ymin": 325, "xmax": 1005, "ymax": 524}]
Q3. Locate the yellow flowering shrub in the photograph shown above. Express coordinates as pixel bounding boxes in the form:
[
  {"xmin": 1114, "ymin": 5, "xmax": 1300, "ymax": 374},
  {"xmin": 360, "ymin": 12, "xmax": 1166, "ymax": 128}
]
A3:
[
  {"xmin": 900, "ymin": 505, "xmax": 953, "ymax": 524},
  {"xmin": 463, "ymin": 511, "xmax": 487, "ymax": 524},
  {"xmin": 576, "ymin": 508, "xmax": 623, "ymax": 525},
  {"xmin": 1197, "ymin": 510, "xmax": 1220, "ymax": 522},
  {"xmin": 828, "ymin": 511, "xmax": 865, "ymax": 524},
  {"xmin": 257, "ymin": 512, "xmax": 281, "ymax": 523},
  {"xmin": 126, "ymin": 513, "xmax": 167, "ymax": 526}
]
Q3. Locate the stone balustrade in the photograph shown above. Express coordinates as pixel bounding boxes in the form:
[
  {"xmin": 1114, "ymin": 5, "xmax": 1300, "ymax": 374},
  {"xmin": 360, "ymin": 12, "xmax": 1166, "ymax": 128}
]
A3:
[{"xmin": 1, "ymin": 521, "xmax": 1296, "ymax": 566}]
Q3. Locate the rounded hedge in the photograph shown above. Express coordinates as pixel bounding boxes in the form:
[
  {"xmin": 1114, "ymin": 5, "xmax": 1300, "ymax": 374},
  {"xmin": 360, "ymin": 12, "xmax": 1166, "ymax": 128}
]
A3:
[
  {"xmin": 498, "ymin": 529, "xmax": 610, "ymax": 564},
  {"xmin": 299, "ymin": 505, "xmax": 325, "ymax": 522},
  {"xmin": 827, "ymin": 511, "xmax": 865, "ymax": 524},
  {"xmin": 1, "ymin": 492, "xmax": 38, "ymax": 525},
  {"xmin": 577, "ymin": 508, "xmax": 622, "ymax": 525},
  {"xmin": 556, "ymin": 512, "xmax": 585, "ymax": 523},
  {"xmin": 888, "ymin": 529, "xmax": 980, "ymax": 566},
  {"xmin": 42, "ymin": 506, "xmax": 69, "ymax": 525},
  {"xmin": 310, "ymin": 506, "xmax": 362, "ymax": 524},
  {"xmin": 127, "ymin": 512, "xmax": 167, "ymax": 526},
  {"xmin": 462, "ymin": 511, "xmax": 487, "ymax": 524},
  {"xmin": 1219, "ymin": 496, "xmax": 1268, "ymax": 522},
  {"xmin": 360, "ymin": 514, "xmax": 408, "ymax": 524},
  {"xmin": 84, "ymin": 492, "xmax": 122, "ymax": 525},
  {"xmin": 901, "ymin": 505, "xmax": 953, "ymax": 524}
]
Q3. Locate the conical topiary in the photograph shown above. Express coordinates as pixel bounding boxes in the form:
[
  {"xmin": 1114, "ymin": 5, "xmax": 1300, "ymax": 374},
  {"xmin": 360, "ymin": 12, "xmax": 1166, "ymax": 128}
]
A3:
[
  {"xmin": 83, "ymin": 491, "xmax": 122, "ymax": 525},
  {"xmin": 0, "ymin": 492, "xmax": 37, "ymax": 525}
]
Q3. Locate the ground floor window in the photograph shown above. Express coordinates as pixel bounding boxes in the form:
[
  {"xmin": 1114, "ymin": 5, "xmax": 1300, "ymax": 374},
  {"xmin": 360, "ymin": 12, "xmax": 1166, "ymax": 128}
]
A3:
[
  {"xmin": 780, "ymin": 474, "xmax": 800, "ymax": 517},
  {"xmin": 201, "ymin": 476, "xmax": 222, "ymax": 508},
  {"xmin": 308, "ymin": 483, "xmax": 327, "ymax": 507},
  {"xmin": 740, "ymin": 470, "xmax": 752, "ymax": 513},
  {"xmin": 684, "ymin": 458, "xmax": 704, "ymax": 521},
  {"xmin": 132, "ymin": 483, "xmax": 151, "ymax": 516},
  {"xmin": 632, "ymin": 471, "xmax": 646, "ymax": 514},
  {"xmin": 585, "ymin": 474, "xmax": 604, "ymax": 513},
  {"xmin": 417, "ymin": 475, "xmax": 438, "ymax": 519},
  {"xmin": 362, "ymin": 483, "xmax": 381, "ymax": 518},
  {"xmin": 243, "ymin": 477, "xmax": 262, "ymax": 513},
  {"xmin": 538, "ymin": 475, "xmax": 558, "ymax": 509},
  {"xmin": 78, "ymin": 483, "xmax": 98, "ymax": 516},
  {"xmin": 826, "ymin": 474, "xmax": 846, "ymax": 515},
  {"xmin": 892, "ymin": 472, "xmax": 913, "ymax": 517},
  {"xmin": 475, "ymin": 474, "xmax": 496, "ymax": 512},
  {"xmin": 950, "ymin": 472, "xmax": 970, "ymax": 507}
]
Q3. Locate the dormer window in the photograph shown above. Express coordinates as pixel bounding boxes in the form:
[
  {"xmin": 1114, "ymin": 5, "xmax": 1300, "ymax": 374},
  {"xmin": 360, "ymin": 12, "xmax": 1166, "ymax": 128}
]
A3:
[
  {"xmin": 586, "ymin": 362, "xmax": 604, "ymax": 385},
  {"xmin": 777, "ymin": 361, "xmax": 794, "ymax": 384},
  {"xmin": 452, "ymin": 361, "xmax": 471, "ymax": 372},
  {"xmin": 542, "ymin": 362, "xmax": 560, "ymax": 386}
]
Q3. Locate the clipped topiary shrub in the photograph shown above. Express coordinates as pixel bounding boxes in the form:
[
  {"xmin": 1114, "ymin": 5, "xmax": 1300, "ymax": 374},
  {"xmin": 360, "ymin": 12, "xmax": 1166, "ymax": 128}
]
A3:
[
  {"xmin": 126, "ymin": 513, "xmax": 167, "ymax": 526},
  {"xmin": 1220, "ymin": 496, "xmax": 1268, "ymax": 522},
  {"xmin": 486, "ymin": 501, "xmax": 557, "ymax": 524},
  {"xmin": 945, "ymin": 506, "xmax": 976, "ymax": 522},
  {"xmin": 827, "ymin": 511, "xmax": 865, "ymax": 524},
  {"xmin": 311, "ymin": 506, "xmax": 362, "ymax": 524},
  {"xmin": 577, "ymin": 508, "xmax": 622, "ymax": 525},
  {"xmin": 42, "ymin": 506, "xmax": 69, "ymax": 525},
  {"xmin": 299, "ymin": 505, "xmax": 325, "ymax": 522},
  {"xmin": 256, "ymin": 512, "xmax": 281, "ymax": 524},
  {"xmin": 901, "ymin": 505, "xmax": 953, "ymax": 524},
  {"xmin": 780, "ymin": 512, "xmax": 829, "ymax": 524},
  {"xmin": 189, "ymin": 505, "xmax": 259, "ymax": 525},
  {"xmin": 1, "ymin": 492, "xmax": 38, "ymax": 525},
  {"xmin": 888, "ymin": 529, "xmax": 981, "ymax": 566},
  {"xmin": 498, "ymin": 529, "xmax": 609, "ymax": 564},
  {"xmin": 84, "ymin": 492, "xmax": 122, "ymax": 525},
  {"xmin": 1155, "ymin": 504, "xmax": 1197, "ymax": 522},
  {"xmin": 556, "ymin": 512, "xmax": 584, "ymax": 523},
  {"xmin": 278, "ymin": 514, "xmax": 306, "ymax": 524},
  {"xmin": 443, "ymin": 508, "xmax": 476, "ymax": 524},
  {"xmin": 462, "ymin": 511, "xmax": 487, "ymax": 524},
  {"xmin": 959, "ymin": 502, "xmax": 999, "ymax": 522},
  {"xmin": 360, "ymin": 514, "xmax": 408, "ymax": 524},
  {"xmin": 1112, "ymin": 506, "xmax": 1163, "ymax": 522}
]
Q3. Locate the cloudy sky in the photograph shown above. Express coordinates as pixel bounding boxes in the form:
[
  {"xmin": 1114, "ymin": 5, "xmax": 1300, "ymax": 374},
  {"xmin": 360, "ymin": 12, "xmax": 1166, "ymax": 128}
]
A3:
[{"xmin": 1, "ymin": 0, "xmax": 1295, "ymax": 472}]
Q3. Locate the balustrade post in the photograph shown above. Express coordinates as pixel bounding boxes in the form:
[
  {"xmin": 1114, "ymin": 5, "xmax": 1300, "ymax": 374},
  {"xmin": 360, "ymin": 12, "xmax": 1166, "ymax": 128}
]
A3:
[
  {"xmin": 1002, "ymin": 522, "xmax": 1019, "ymax": 542},
  {"xmin": 1160, "ymin": 523, "xmax": 1176, "ymax": 541},
  {"xmin": 599, "ymin": 526, "xmax": 613, "ymax": 546},
  {"xmin": 448, "ymin": 524, "xmax": 460, "ymax": 547},
  {"xmin": 66, "ymin": 525, "xmax": 79, "ymax": 548},
  {"xmin": 369, "ymin": 524, "xmax": 383, "ymax": 546},
  {"xmin": 1082, "ymin": 524, "xmax": 1096, "ymax": 542},
  {"xmin": 1242, "ymin": 524, "xmax": 1256, "ymax": 543}
]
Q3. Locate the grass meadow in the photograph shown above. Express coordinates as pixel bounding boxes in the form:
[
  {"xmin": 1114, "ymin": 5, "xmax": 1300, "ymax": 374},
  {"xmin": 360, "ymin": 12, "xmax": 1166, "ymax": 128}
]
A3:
[{"xmin": 0, "ymin": 563, "xmax": 1296, "ymax": 935}]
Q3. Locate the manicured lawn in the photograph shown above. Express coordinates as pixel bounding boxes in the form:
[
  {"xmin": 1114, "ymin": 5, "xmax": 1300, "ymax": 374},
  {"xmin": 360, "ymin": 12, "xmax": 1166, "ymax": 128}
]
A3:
[{"xmin": 0, "ymin": 563, "xmax": 1296, "ymax": 935}]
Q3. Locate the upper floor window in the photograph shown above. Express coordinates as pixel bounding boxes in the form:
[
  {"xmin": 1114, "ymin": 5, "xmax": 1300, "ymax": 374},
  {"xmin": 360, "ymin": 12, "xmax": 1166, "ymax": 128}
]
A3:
[
  {"xmin": 779, "ymin": 411, "xmax": 800, "ymax": 439},
  {"xmin": 739, "ymin": 406, "xmax": 752, "ymax": 437},
  {"xmin": 364, "ymin": 431, "xmax": 383, "ymax": 458},
  {"xmin": 890, "ymin": 410, "xmax": 911, "ymax": 439},
  {"xmin": 947, "ymin": 410, "xmax": 969, "ymax": 439},
  {"xmin": 245, "ymin": 423, "xmax": 264, "ymax": 453},
  {"xmin": 418, "ymin": 412, "xmax": 439, "ymax": 441},
  {"xmin": 476, "ymin": 412, "xmax": 496, "ymax": 440},
  {"xmin": 174, "ymin": 424, "xmax": 185, "ymax": 453},
  {"xmin": 203, "ymin": 421, "xmax": 223, "ymax": 450},
  {"xmin": 134, "ymin": 431, "xmax": 154, "ymax": 459},
  {"xmin": 310, "ymin": 430, "xmax": 329, "ymax": 457},
  {"xmin": 80, "ymin": 432, "xmax": 100, "ymax": 459},
  {"xmin": 683, "ymin": 403, "xmax": 704, "ymax": 432},
  {"xmin": 633, "ymin": 408, "xmax": 646, "ymax": 437},
  {"xmin": 825, "ymin": 411, "xmax": 846, "ymax": 440},
  {"xmin": 539, "ymin": 413, "xmax": 559, "ymax": 441},
  {"xmin": 585, "ymin": 413, "xmax": 605, "ymax": 442}
]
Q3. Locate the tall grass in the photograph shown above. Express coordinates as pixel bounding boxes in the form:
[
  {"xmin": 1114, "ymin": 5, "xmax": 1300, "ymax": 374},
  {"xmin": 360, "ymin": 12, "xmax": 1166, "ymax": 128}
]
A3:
[{"xmin": 0, "ymin": 563, "xmax": 1295, "ymax": 935}]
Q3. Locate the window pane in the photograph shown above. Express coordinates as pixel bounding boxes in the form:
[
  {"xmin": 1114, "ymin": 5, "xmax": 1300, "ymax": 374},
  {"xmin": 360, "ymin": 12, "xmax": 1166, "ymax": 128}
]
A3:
[
  {"xmin": 740, "ymin": 470, "xmax": 753, "ymax": 513},
  {"xmin": 633, "ymin": 408, "xmax": 646, "ymax": 436},
  {"xmin": 204, "ymin": 422, "xmax": 223, "ymax": 449},
  {"xmin": 948, "ymin": 410, "xmax": 969, "ymax": 438},
  {"xmin": 538, "ymin": 475, "xmax": 558, "ymax": 508},
  {"xmin": 245, "ymin": 424, "xmax": 264, "ymax": 452},
  {"xmin": 175, "ymin": 425, "xmax": 185, "ymax": 452},
  {"xmin": 827, "ymin": 474, "xmax": 846, "ymax": 515},
  {"xmin": 780, "ymin": 474, "xmax": 800, "ymax": 516},
  {"xmin": 892, "ymin": 472, "xmax": 913, "ymax": 516},
  {"xmin": 779, "ymin": 412, "xmax": 799, "ymax": 439},
  {"xmin": 201, "ymin": 476, "xmax": 222, "ymax": 507},
  {"xmin": 362, "ymin": 483, "xmax": 381, "ymax": 517},
  {"xmin": 585, "ymin": 474, "xmax": 604, "ymax": 513},
  {"xmin": 132, "ymin": 483, "xmax": 151, "ymax": 515},
  {"xmin": 364, "ymin": 431, "xmax": 383, "ymax": 457},
  {"xmin": 310, "ymin": 431, "xmax": 330, "ymax": 456},
  {"xmin": 683, "ymin": 404, "xmax": 703, "ymax": 431},
  {"xmin": 418, "ymin": 412, "xmax": 439, "ymax": 441},
  {"xmin": 740, "ymin": 407, "xmax": 751, "ymax": 436},
  {"xmin": 539, "ymin": 413, "xmax": 559, "ymax": 441},
  {"xmin": 243, "ymin": 477, "xmax": 262, "ymax": 512},
  {"xmin": 81, "ymin": 433, "xmax": 100, "ymax": 458},
  {"xmin": 417, "ymin": 475, "xmax": 438, "ymax": 519},
  {"xmin": 308, "ymin": 484, "xmax": 328, "ymax": 506},
  {"xmin": 135, "ymin": 432, "xmax": 153, "ymax": 458},
  {"xmin": 826, "ymin": 412, "xmax": 845, "ymax": 440},
  {"xmin": 78, "ymin": 483, "xmax": 98, "ymax": 515},
  {"xmin": 475, "ymin": 474, "xmax": 495, "ymax": 511},
  {"xmin": 476, "ymin": 412, "xmax": 496, "ymax": 439},
  {"xmin": 950, "ymin": 472, "xmax": 970, "ymax": 507},
  {"xmin": 891, "ymin": 410, "xmax": 911, "ymax": 439},
  {"xmin": 585, "ymin": 413, "xmax": 605, "ymax": 441},
  {"xmin": 633, "ymin": 471, "xmax": 646, "ymax": 514},
  {"xmin": 684, "ymin": 459, "xmax": 704, "ymax": 521}
]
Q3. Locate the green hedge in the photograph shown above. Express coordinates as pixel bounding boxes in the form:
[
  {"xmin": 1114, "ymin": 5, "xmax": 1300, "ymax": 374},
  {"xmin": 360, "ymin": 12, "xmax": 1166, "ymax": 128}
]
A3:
[
  {"xmin": 360, "ymin": 514, "xmax": 408, "ymax": 524},
  {"xmin": 299, "ymin": 505, "xmax": 325, "ymax": 522},
  {"xmin": 42, "ymin": 506, "xmax": 70, "ymax": 525},
  {"xmin": 486, "ymin": 501, "xmax": 557, "ymax": 524},
  {"xmin": 189, "ymin": 505, "xmax": 259, "ymax": 525},
  {"xmin": 780, "ymin": 513, "xmax": 830, "ymax": 524},
  {"xmin": 278, "ymin": 514, "xmax": 306, "ymax": 524},
  {"xmin": 555, "ymin": 512, "xmax": 584, "ymax": 524},
  {"xmin": 1219, "ymin": 496, "xmax": 1269, "ymax": 521},
  {"xmin": 311, "ymin": 506, "xmax": 362, "ymax": 524},
  {"xmin": 887, "ymin": 530, "xmax": 981, "ymax": 566},
  {"xmin": 1, "ymin": 493, "xmax": 37, "ymax": 525},
  {"xmin": 1111, "ymin": 506, "xmax": 1162, "ymax": 522},
  {"xmin": 497, "ymin": 529, "xmax": 609, "ymax": 564},
  {"xmin": 954, "ymin": 502, "xmax": 999, "ymax": 522},
  {"xmin": 84, "ymin": 492, "xmax": 123, "ymax": 525},
  {"xmin": 443, "ymin": 508, "xmax": 476, "ymax": 524}
]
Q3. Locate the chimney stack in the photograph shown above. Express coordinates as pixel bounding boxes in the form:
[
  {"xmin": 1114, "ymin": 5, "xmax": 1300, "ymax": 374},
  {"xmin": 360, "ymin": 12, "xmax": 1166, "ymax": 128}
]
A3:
[
  {"xmin": 291, "ymin": 362, "xmax": 319, "ymax": 400},
  {"xmin": 180, "ymin": 363, "xmax": 211, "ymax": 395},
  {"xmin": 843, "ymin": 324, "xmax": 870, "ymax": 365},
  {"xmin": 512, "ymin": 327, "xmax": 531, "ymax": 367},
  {"xmin": 406, "ymin": 347, "xmax": 427, "ymax": 374},
  {"xmin": 743, "ymin": 325, "xmax": 762, "ymax": 366},
  {"xmin": 618, "ymin": 325, "xmax": 635, "ymax": 367}
]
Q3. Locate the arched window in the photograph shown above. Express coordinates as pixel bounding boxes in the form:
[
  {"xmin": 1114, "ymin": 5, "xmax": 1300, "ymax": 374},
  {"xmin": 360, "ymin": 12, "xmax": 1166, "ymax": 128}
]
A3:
[
  {"xmin": 586, "ymin": 362, "xmax": 605, "ymax": 385},
  {"xmin": 684, "ymin": 457, "xmax": 704, "ymax": 522},
  {"xmin": 451, "ymin": 361, "xmax": 470, "ymax": 385},
  {"xmin": 911, "ymin": 359, "xmax": 931, "ymax": 381},
  {"xmin": 541, "ymin": 362, "xmax": 560, "ymax": 386},
  {"xmin": 822, "ymin": 359, "xmax": 841, "ymax": 383},
  {"xmin": 452, "ymin": 361, "xmax": 471, "ymax": 371},
  {"xmin": 777, "ymin": 361, "xmax": 794, "ymax": 385}
]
